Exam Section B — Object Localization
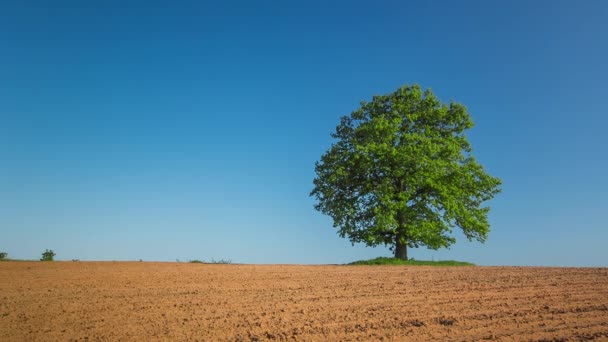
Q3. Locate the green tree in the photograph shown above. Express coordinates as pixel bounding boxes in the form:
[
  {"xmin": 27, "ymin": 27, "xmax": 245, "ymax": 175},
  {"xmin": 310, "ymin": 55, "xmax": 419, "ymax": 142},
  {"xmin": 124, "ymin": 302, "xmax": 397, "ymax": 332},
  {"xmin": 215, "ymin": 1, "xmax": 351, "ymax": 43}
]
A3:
[
  {"xmin": 311, "ymin": 84, "xmax": 501, "ymax": 260},
  {"xmin": 40, "ymin": 249, "xmax": 55, "ymax": 261},
  {"xmin": 0, "ymin": 252, "xmax": 7, "ymax": 260}
]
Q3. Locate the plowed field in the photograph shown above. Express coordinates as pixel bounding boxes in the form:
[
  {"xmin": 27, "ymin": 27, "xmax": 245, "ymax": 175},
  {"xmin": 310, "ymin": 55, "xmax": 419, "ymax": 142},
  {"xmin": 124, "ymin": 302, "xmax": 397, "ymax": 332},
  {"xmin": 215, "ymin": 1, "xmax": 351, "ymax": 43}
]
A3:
[{"xmin": 1, "ymin": 262, "xmax": 607, "ymax": 341}]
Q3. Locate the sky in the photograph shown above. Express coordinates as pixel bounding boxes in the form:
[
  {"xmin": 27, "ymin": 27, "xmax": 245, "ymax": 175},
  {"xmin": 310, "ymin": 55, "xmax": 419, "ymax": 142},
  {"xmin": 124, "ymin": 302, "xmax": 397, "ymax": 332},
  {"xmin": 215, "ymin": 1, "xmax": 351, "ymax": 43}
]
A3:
[{"xmin": 1, "ymin": 1, "xmax": 607, "ymax": 266}]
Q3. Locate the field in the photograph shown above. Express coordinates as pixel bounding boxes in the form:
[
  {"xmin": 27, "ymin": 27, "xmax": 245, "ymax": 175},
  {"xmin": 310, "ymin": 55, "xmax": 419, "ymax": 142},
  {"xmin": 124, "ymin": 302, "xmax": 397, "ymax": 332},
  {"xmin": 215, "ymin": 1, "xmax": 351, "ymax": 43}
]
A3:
[{"xmin": 1, "ymin": 262, "xmax": 607, "ymax": 341}]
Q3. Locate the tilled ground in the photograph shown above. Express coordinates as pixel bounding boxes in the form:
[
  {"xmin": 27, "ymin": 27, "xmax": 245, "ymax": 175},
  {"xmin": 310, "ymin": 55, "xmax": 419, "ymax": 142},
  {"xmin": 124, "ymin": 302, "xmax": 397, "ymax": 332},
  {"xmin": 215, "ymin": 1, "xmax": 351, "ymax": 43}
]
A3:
[{"xmin": 1, "ymin": 262, "xmax": 607, "ymax": 341}]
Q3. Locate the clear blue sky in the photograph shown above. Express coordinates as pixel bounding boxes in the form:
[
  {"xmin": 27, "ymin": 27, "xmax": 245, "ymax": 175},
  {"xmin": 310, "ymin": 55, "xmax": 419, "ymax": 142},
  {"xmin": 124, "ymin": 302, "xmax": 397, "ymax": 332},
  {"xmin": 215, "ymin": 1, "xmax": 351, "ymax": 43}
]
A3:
[{"xmin": 1, "ymin": 1, "xmax": 606, "ymax": 266}]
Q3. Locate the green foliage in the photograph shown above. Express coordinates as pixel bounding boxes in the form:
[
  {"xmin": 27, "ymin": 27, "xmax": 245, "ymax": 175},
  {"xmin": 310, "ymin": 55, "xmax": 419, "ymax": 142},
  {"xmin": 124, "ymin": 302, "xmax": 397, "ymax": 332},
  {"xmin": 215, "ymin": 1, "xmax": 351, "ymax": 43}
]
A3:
[
  {"xmin": 40, "ymin": 249, "xmax": 56, "ymax": 262},
  {"xmin": 347, "ymin": 257, "xmax": 474, "ymax": 266},
  {"xmin": 0, "ymin": 252, "xmax": 7, "ymax": 260},
  {"xmin": 311, "ymin": 84, "xmax": 502, "ymax": 259},
  {"xmin": 189, "ymin": 259, "xmax": 204, "ymax": 263}
]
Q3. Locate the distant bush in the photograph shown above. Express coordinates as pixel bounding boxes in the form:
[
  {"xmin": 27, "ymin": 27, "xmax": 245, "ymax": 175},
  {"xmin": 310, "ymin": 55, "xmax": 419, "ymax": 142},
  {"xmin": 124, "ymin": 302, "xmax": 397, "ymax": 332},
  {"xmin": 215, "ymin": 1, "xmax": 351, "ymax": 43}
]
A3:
[
  {"xmin": 40, "ymin": 249, "xmax": 56, "ymax": 262},
  {"xmin": 0, "ymin": 252, "xmax": 7, "ymax": 260},
  {"xmin": 189, "ymin": 259, "xmax": 204, "ymax": 263}
]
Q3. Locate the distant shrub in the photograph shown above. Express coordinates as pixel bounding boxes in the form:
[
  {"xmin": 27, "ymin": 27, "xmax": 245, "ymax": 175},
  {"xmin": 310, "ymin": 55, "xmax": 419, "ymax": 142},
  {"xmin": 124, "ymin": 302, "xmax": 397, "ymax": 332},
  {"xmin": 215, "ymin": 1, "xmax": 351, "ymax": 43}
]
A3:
[
  {"xmin": 40, "ymin": 249, "xmax": 55, "ymax": 262},
  {"xmin": 189, "ymin": 259, "xmax": 204, "ymax": 263},
  {"xmin": 0, "ymin": 252, "xmax": 7, "ymax": 260}
]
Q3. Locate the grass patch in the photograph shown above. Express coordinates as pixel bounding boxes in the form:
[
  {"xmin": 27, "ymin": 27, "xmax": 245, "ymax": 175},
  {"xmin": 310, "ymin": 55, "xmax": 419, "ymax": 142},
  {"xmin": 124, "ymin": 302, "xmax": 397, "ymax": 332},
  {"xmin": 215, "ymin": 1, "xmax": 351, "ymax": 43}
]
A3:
[
  {"xmin": 189, "ymin": 259, "xmax": 232, "ymax": 264},
  {"xmin": 347, "ymin": 257, "xmax": 475, "ymax": 266}
]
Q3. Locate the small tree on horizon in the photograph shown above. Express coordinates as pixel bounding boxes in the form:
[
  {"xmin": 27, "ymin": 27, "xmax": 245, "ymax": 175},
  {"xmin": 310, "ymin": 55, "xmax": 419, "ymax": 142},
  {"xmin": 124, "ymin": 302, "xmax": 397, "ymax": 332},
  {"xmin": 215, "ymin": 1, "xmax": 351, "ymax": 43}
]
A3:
[
  {"xmin": 40, "ymin": 249, "xmax": 56, "ymax": 262},
  {"xmin": 311, "ymin": 84, "xmax": 501, "ymax": 260},
  {"xmin": 0, "ymin": 252, "xmax": 7, "ymax": 260}
]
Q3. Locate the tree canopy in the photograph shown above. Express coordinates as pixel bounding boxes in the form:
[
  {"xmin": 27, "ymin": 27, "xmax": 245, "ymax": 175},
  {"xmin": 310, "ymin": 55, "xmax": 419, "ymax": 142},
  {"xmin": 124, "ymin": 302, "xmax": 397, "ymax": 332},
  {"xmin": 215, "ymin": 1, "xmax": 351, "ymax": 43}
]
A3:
[{"xmin": 311, "ymin": 84, "xmax": 501, "ymax": 260}]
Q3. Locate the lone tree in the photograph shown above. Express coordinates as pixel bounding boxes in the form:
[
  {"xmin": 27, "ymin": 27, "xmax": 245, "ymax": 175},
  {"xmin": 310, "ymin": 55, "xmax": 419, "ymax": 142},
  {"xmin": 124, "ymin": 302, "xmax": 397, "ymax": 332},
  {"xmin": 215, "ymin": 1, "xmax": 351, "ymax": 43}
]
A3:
[
  {"xmin": 40, "ymin": 249, "xmax": 55, "ymax": 261},
  {"xmin": 311, "ymin": 84, "xmax": 501, "ymax": 260}
]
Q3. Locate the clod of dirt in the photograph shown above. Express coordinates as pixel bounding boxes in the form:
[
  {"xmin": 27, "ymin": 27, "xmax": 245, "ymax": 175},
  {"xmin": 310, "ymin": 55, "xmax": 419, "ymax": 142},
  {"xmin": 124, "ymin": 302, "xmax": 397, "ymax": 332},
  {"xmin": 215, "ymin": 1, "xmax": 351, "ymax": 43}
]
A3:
[
  {"xmin": 408, "ymin": 319, "xmax": 425, "ymax": 327},
  {"xmin": 437, "ymin": 317, "xmax": 457, "ymax": 326}
]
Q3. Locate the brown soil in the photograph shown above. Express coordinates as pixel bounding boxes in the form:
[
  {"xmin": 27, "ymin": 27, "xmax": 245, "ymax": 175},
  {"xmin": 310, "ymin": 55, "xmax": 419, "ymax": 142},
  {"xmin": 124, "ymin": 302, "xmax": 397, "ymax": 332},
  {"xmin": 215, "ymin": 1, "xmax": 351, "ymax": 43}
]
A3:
[{"xmin": 1, "ymin": 262, "xmax": 607, "ymax": 341}]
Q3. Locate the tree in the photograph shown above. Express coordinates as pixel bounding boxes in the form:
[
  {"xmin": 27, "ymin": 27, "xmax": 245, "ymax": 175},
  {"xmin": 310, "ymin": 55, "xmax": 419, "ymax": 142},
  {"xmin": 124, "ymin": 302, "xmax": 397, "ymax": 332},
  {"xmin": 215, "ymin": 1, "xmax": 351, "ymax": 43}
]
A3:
[
  {"xmin": 311, "ymin": 84, "xmax": 501, "ymax": 260},
  {"xmin": 0, "ymin": 252, "xmax": 7, "ymax": 260},
  {"xmin": 40, "ymin": 249, "xmax": 56, "ymax": 261}
]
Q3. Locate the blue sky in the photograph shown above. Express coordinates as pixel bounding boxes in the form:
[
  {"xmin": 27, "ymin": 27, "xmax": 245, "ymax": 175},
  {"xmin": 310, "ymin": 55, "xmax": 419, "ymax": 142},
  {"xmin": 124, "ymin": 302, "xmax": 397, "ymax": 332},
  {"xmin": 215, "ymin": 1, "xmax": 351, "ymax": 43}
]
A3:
[{"xmin": 1, "ymin": 1, "xmax": 606, "ymax": 266}]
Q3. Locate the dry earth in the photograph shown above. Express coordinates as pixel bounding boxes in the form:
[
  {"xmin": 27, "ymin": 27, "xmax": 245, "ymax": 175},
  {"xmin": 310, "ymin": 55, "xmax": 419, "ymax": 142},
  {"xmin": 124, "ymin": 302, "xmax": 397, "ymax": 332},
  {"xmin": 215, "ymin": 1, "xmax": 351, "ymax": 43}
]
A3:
[{"xmin": 1, "ymin": 262, "xmax": 607, "ymax": 341}]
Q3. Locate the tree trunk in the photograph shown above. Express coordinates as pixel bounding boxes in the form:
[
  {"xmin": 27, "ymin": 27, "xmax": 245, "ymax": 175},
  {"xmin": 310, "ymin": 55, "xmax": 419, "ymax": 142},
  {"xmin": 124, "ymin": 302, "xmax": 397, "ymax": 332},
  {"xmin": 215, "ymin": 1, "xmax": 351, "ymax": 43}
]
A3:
[
  {"xmin": 395, "ymin": 210, "xmax": 408, "ymax": 260},
  {"xmin": 395, "ymin": 235, "xmax": 407, "ymax": 260}
]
